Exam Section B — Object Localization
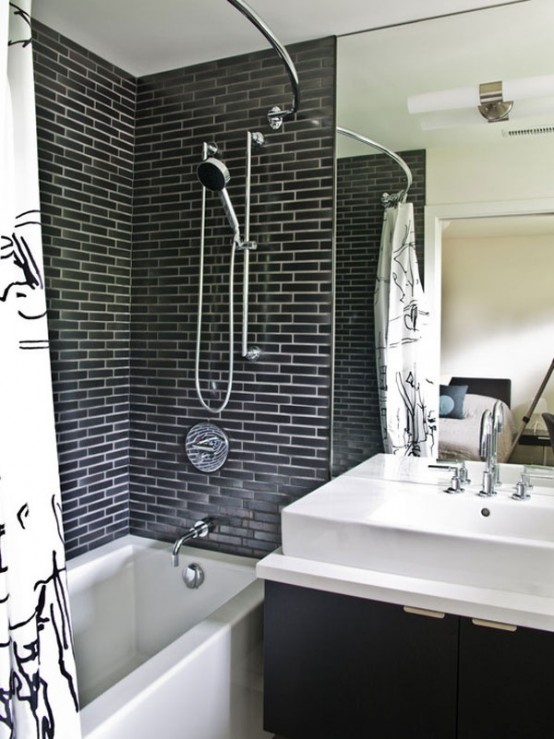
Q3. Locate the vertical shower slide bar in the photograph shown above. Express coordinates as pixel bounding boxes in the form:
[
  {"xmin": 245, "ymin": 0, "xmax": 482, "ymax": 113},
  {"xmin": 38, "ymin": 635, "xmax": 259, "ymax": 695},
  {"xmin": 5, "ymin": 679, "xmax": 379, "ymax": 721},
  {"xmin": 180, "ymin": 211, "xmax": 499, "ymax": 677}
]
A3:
[
  {"xmin": 242, "ymin": 131, "xmax": 263, "ymax": 361},
  {"xmin": 242, "ymin": 131, "xmax": 252, "ymax": 358}
]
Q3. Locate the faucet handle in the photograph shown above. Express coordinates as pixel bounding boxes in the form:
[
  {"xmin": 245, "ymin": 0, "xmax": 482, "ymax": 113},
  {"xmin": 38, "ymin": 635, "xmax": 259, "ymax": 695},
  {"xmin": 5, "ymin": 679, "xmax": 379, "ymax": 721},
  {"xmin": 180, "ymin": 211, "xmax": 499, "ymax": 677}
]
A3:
[
  {"xmin": 512, "ymin": 473, "xmax": 532, "ymax": 501},
  {"xmin": 444, "ymin": 466, "xmax": 465, "ymax": 494},
  {"xmin": 458, "ymin": 461, "xmax": 471, "ymax": 485},
  {"xmin": 511, "ymin": 466, "xmax": 554, "ymax": 501},
  {"xmin": 429, "ymin": 461, "xmax": 469, "ymax": 492}
]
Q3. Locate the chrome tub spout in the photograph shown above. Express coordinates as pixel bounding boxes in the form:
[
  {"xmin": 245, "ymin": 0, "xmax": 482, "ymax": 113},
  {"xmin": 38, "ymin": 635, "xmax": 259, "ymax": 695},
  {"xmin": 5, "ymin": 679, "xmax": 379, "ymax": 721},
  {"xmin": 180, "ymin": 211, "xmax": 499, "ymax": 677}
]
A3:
[{"xmin": 172, "ymin": 517, "xmax": 217, "ymax": 567}]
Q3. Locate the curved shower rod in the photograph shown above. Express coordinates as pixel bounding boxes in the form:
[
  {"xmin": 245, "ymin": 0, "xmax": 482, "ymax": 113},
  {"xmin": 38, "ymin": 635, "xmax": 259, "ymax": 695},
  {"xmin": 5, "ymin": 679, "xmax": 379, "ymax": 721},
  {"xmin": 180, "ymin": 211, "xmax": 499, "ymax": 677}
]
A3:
[
  {"xmin": 337, "ymin": 126, "xmax": 412, "ymax": 207},
  {"xmin": 226, "ymin": 0, "xmax": 299, "ymax": 129}
]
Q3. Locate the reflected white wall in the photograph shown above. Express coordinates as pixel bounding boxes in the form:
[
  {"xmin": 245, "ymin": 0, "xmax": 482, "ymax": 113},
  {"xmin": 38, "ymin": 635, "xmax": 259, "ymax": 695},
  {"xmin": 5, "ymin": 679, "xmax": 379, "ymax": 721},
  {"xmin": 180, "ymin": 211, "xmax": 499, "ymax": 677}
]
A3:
[{"xmin": 441, "ymin": 232, "xmax": 554, "ymax": 424}]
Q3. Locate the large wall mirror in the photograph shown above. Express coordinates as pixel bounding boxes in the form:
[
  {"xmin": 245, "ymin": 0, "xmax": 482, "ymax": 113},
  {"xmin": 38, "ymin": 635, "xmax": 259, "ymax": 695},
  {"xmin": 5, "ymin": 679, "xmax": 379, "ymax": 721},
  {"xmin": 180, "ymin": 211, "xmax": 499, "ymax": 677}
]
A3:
[{"xmin": 333, "ymin": 0, "xmax": 554, "ymax": 475}]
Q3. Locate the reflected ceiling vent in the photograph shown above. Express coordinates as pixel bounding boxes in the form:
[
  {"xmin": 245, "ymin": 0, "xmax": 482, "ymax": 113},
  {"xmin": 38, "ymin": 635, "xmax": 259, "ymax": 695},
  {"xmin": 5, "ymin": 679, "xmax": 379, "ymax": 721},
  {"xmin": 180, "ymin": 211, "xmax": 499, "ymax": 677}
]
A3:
[{"xmin": 502, "ymin": 125, "xmax": 554, "ymax": 138}]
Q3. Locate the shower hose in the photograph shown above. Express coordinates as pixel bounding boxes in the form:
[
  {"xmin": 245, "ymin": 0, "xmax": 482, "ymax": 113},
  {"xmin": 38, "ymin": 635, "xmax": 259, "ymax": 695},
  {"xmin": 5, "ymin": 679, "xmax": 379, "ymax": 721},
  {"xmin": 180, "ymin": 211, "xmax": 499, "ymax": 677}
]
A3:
[{"xmin": 194, "ymin": 186, "xmax": 235, "ymax": 414}]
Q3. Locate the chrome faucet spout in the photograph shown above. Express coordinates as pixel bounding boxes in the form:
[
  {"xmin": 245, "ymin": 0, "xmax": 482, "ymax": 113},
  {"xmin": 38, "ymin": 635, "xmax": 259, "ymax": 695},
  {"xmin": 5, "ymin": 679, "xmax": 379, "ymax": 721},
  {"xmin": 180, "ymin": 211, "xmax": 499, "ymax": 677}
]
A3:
[
  {"xmin": 479, "ymin": 401, "xmax": 505, "ymax": 496},
  {"xmin": 479, "ymin": 409, "xmax": 496, "ymax": 496},
  {"xmin": 172, "ymin": 517, "xmax": 217, "ymax": 567},
  {"xmin": 172, "ymin": 532, "xmax": 194, "ymax": 566},
  {"xmin": 479, "ymin": 409, "xmax": 493, "ymax": 466},
  {"xmin": 491, "ymin": 400, "xmax": 504, "ymax": 484}
]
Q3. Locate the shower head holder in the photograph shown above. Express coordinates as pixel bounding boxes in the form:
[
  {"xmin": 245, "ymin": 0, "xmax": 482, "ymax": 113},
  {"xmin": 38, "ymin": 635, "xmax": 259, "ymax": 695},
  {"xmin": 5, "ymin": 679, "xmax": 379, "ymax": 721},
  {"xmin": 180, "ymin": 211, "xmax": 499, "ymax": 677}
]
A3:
[
  {"xmin": 202, "ymin": 142, "xmax": 218, "ymax": 160},
  {"xmin": 236, "ymin": 239, "xmax": 257, "ymax": 251}
]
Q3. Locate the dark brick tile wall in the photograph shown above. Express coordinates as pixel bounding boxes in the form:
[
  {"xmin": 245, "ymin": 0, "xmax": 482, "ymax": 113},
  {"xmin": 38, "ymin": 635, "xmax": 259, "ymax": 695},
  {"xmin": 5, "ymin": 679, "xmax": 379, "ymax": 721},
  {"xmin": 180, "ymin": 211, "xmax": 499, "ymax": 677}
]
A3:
[
  {"xmin": 131, "ymin": 38, "xmax": 336, "ymax": 557},
  {"xmin": 332, "ymin": 151, "xmax": 425, "ymax": 477},
  {"xmin": 32, "ymin": 20, "xmax": 336, "ymax": 559},
  {"xmin": 33, "ymin": 22, "xmax": 135, "ymax": 557}
]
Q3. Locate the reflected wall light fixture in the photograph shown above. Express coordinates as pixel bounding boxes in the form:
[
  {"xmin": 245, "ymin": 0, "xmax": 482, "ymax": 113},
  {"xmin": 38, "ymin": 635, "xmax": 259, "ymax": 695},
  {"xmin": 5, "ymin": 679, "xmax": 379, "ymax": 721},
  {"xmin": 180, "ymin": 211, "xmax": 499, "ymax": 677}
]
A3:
[
  {"xmin": 407, "ymin": 74, "xmax": 554, "ymax": 129},
  {"xmin": 478, "ymin": 81, "xmax": 512, "ymax": 122}
]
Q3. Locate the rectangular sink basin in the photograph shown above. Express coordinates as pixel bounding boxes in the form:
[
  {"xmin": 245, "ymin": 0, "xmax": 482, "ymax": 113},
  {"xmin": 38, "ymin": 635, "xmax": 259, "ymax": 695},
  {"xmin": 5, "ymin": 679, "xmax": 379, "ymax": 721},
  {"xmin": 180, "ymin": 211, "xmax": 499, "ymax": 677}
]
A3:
[
  {"xmin": 281, "ymin": 456, "xmax": 554, "ymax": 596},
  {"xmin": 345, "ymin": 455, "xmax": 554, "ymax": 493}
]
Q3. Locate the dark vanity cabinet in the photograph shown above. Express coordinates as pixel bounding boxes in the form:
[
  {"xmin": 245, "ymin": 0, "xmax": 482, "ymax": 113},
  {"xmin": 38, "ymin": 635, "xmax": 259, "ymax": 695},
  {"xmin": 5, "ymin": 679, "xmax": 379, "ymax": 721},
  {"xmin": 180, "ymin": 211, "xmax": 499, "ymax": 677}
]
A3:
[
  {"xmin": 263, "ymin": 582, "xmax": 459, "ymax": 739},
  {"xmin": 264, "ymin": 582, "xmax": 554, "ymax": 739},
  {"xmin": 458, "ymin": 617, "xmax": 554, "ymax": 739}
]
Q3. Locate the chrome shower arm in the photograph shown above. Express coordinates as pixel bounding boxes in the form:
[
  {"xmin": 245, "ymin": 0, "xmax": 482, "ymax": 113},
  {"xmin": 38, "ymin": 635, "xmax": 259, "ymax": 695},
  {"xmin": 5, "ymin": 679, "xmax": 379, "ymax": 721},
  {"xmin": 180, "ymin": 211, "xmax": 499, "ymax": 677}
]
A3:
[{"xmin": 226, "ymin": 0, "xmax": 299, "ymax": 129}]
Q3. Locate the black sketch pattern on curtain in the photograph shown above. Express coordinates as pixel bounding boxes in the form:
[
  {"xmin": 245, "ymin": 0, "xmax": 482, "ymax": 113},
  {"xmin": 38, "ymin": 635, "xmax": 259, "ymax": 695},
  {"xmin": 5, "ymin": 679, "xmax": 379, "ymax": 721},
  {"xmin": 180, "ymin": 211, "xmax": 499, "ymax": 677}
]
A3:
[
  {"xmin": 1, "ymin": 5, "xmax": 47, "ymax": 351},
  {"xmin": 375, "ymin": 206, "xmax": 436, "ymax": 456},
  {"xmin": 7, "ymin": 3, "xmax": 32, "ymax": 49},
  {"xmin": 0, "ymin": 497, "xmax": 79, "ymax": 738},
  {"xmin": 0, "ymin": 210, "xmax": 47, "ymax": 325},
  {"xmin": 1, "ymin": 4, "xmax": 80, "ymax": 737}
]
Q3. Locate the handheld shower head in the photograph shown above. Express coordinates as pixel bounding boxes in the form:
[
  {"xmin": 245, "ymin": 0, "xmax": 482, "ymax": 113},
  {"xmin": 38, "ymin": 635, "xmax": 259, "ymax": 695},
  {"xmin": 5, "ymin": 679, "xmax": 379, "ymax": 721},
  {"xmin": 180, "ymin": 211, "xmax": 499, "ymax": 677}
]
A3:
[
  {"xmin": 197, "ymin": 157, "xmax": 241, "ymax": 243},
  {"xmin": 197, "ymin": 157, "xmax": 230, "ymax": 192}
]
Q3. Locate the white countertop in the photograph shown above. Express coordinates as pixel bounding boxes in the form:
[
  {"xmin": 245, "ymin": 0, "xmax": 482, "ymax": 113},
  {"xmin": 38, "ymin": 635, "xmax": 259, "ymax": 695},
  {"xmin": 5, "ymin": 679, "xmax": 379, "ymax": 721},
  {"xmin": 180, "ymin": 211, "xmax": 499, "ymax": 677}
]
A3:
[{"xmin": 256, "ymin": 549, "xmax": 554, "ymax": 632}]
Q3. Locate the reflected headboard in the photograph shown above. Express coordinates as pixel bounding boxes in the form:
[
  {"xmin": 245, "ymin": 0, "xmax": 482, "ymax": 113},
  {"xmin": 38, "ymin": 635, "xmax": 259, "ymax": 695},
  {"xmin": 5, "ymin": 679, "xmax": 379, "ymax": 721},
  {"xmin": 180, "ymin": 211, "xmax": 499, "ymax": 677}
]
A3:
[{"xmin": 449, "ymin": 377, "xmax": 512, "ymax": 408}]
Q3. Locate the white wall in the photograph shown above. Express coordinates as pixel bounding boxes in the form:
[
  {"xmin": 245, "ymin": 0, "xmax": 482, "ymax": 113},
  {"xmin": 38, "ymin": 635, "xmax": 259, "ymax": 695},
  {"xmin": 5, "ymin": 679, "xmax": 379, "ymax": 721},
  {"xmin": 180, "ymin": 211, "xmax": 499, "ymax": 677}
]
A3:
[
  {"xmin": 441, "ymin": 233, "xmax": 554, "ymax": 426},
  {"xmin": 427, "ymin": 137, "xmax": 554, "ymax": 205}
]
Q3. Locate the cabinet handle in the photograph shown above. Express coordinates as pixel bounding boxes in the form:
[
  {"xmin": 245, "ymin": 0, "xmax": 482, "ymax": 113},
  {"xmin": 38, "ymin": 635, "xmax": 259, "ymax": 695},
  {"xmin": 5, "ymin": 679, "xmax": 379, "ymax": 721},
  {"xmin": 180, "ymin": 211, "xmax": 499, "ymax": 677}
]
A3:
[
  {"xmin": 403, "ymin": 606, "xmax": 446, "ymax": 619},
  {"xmin": 471, "ymin": 618, "xmax": 517, "ymax": 632}
]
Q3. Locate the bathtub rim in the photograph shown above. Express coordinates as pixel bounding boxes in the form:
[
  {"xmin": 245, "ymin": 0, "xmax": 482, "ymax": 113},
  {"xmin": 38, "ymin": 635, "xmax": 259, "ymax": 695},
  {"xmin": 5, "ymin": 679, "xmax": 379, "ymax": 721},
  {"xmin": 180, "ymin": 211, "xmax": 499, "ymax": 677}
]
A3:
[{"xmin": 66, "ymin": 533, "xmax": 260, "ymax": 575}]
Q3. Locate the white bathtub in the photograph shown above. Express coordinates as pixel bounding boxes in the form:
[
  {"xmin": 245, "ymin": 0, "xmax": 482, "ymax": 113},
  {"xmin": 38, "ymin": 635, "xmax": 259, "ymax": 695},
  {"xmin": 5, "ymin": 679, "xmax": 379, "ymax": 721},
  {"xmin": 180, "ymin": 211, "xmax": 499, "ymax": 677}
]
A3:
[{"xmin": 67, "ymin": 535, "xmax": 268, "ymax": 739}]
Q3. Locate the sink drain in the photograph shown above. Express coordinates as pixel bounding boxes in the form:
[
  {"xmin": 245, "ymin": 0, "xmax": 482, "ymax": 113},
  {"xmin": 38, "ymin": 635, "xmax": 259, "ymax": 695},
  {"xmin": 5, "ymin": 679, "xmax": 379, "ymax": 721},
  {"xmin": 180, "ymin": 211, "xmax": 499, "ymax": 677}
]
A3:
[{"xmin": 481, "ymin": 508, "xmax": 491, "ymax": 518}]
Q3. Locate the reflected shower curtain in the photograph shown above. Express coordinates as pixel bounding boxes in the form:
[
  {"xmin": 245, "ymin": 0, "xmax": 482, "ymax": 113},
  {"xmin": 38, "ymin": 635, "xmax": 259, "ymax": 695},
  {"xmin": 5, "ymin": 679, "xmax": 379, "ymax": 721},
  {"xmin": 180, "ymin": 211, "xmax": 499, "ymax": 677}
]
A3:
[
  {"xmin": 375, "ymin": 201, "xmax": 436, "ymax": 456},
  {"xmin": 0, "ymin": 4, "xmax": 81, "ymax": 737}
]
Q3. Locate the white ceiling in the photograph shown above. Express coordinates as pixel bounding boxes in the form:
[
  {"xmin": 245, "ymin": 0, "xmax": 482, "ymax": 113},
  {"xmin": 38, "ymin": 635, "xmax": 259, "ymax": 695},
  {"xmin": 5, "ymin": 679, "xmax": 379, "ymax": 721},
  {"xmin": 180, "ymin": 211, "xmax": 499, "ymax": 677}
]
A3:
[{"xmin": 32, "ymin": 0, "xmax": 522, "ymax": 77}]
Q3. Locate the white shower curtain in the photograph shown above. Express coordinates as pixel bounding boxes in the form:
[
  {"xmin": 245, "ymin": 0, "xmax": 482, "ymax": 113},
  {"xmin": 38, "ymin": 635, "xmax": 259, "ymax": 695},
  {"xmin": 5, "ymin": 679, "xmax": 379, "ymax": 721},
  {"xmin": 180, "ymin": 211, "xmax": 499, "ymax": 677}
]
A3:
[
  {"xmin": 374, "ymin": 201, "xmax": 436, "ymax": 456},
  {"xmin": 0, "ymin": 4, "xmax": 81, "ymax": 737}
]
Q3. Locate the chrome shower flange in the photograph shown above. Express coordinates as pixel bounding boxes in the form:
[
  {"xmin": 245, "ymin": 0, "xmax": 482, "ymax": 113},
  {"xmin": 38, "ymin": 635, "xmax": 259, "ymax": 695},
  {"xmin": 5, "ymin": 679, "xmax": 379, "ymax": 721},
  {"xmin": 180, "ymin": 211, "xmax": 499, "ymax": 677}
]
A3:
[
  {"xmin": 268, "ymin": 106, "xmax": 284, "ymax": 130},
  {"xmin": 244, "ymin": 345, "xmax": 262, "ymax": 362},
  {"xmin": 251, "ymin": 131, "xmax": 265, "ymax": 147}
]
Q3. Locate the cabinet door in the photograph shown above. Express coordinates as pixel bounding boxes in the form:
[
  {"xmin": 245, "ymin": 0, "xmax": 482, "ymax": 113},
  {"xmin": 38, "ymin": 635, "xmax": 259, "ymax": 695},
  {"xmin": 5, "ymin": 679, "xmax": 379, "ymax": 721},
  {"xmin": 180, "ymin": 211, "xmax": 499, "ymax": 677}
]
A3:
[
  {"xmin": 458, "ymin": 617, "xmax": 554, "ymax": 739},
  {"xmin": 264, "ymin": 581, "xmax": 458, "ymax": 739}
]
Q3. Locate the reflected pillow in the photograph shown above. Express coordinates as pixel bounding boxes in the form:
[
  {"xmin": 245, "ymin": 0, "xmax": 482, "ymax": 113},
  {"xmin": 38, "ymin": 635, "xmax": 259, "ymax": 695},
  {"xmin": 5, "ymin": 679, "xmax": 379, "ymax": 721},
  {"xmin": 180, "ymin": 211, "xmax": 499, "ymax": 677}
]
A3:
[{"xmin": 439, "ymin": 384, "xmax": 468, "ymax": 419}]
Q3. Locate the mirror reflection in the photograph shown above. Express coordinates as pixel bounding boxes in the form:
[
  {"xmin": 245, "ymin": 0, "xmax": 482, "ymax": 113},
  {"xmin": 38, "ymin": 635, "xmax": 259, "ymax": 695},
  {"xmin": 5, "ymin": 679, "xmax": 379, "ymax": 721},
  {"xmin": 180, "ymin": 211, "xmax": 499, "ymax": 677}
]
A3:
[{"xmin": 333, "ymin": 0, "xmax": 554, "ymax": 475}]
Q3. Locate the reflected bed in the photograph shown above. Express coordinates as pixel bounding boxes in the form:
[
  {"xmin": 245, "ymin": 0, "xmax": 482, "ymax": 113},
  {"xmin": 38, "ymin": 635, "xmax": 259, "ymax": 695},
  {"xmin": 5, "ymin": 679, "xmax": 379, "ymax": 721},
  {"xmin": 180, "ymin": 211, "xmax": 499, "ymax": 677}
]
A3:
[{"xmin": 438, "ymin": 376, "xmax": 516, "ymax": 462}]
